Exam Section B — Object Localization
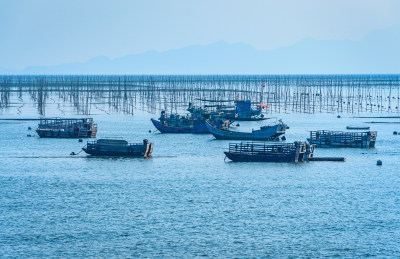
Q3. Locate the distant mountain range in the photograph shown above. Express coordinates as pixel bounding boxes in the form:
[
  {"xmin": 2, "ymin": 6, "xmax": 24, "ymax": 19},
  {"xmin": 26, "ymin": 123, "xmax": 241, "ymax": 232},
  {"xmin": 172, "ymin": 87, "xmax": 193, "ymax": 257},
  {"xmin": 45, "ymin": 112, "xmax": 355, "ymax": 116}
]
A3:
[{"xmin": 2, "ymin": 25, "xmax": 400, "ymax": 75}]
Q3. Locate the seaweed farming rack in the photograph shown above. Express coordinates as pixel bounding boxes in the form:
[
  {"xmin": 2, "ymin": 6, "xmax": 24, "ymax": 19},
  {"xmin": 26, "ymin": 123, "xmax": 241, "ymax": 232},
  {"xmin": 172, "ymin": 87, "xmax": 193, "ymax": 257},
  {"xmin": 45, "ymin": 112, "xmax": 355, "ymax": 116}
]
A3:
[{"xmin": 1, "ymin": 75, "xmax": 400, "ymax": 115}]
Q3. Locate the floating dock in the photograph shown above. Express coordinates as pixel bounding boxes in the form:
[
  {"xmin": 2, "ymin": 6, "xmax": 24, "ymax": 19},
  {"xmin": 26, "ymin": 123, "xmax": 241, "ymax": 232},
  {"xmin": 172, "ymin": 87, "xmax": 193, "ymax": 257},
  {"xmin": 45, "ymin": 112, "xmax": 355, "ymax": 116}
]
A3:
[
  {"xmin": 308, "ymin": 130, "xmax": 376, "ymax": 148},
  {"xmin": 36, "ymin": 118, "xmax": 97, "ymax": 138},
  {"xmin": 224, "ymin": 141, "xmax": 314, "ymax": 162}
]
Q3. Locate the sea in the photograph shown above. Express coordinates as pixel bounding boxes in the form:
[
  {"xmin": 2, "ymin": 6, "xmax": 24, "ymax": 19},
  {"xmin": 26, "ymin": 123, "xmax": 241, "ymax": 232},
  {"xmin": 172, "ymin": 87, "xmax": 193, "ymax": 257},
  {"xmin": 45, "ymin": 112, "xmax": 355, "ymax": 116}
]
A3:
[{"xmin": 1, "ymin": 82, "xmax": 400, "ymax": 257}]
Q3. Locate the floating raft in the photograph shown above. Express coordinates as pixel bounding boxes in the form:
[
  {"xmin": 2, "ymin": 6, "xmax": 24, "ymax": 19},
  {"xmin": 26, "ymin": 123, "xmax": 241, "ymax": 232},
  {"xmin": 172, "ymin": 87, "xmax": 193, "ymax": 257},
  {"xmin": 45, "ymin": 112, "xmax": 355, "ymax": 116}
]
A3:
[
  {"xmin": 309, "ymin": 157, "xmax": 345, "ymax": 162},
  {"xmin": 346, "ymin": 125, "xmax": 370, "ymax": 130},
  {"xmin": 82, "ymin": 139, "xmax": 153, "ymax": 157},
  {"xmin": 36, "ymin": 118, "xmax": 97, "ymax": 138},
  {"xmin": 224, "ymin": 141, "xmax": 314, "ymax": 162},
  {"xmin": 308, "ymin": 130, "xmax": 377, "ymax": 148}
]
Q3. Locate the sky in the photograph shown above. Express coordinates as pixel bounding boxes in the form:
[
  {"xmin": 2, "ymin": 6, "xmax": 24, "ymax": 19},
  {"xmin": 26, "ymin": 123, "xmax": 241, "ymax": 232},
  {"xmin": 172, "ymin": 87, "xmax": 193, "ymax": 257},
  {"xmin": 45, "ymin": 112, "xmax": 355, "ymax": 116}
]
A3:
[{"xmin": 1, "ymin": 0, "xmax": 400, "ymax": 70}]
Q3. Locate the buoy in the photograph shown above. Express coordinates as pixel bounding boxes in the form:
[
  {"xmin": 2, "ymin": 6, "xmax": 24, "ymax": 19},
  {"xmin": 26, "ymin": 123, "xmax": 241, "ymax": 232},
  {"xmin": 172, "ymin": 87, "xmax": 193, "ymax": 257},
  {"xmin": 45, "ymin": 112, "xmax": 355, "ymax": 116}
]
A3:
[
  {"xmin": 27, "ymin": 134, "xmax": 31, "ymax": 137},
  {"xmin": 28, "ymin": 127, "xmax": 32, "ymax": 130},
  {"xmin": 78, "ymin": 139, "xmax": 83, "ymax": 142},
  {"xmin": 149, "ymin": 130, "xmax": 151, "ymax": 133},
  {"xmin": 337, "ymin": 115, "xmax": 341, "ymax": 118},
  {"xmin": 393, "ymin": 131, "xmax": 397, "ymax": 135},
  {"xmin": 377, "ymin": 160, "xmax": 382, "ymax": 166},
  {"xmin": 281, "ymin": 136, "xmax": 286, "ymax": 141},
  {"xmin": 70, "ymin": 152, "xmax": 76, "ymax": 156}
]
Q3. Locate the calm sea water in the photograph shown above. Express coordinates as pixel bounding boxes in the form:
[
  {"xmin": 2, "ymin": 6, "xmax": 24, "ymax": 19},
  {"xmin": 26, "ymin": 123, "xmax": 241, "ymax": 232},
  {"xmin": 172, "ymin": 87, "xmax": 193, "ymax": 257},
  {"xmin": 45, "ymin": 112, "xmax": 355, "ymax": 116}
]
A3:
[{"xmin": 1, "ymin": 108, "xmax": 400, "ymax": 257}]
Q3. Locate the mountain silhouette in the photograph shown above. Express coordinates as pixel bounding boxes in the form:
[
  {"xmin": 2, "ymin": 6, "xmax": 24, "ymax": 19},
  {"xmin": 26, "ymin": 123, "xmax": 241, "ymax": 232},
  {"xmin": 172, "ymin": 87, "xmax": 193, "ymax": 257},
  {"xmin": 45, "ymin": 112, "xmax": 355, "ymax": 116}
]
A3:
[{"xmin": 4, "ymin": 25, "xmax": 400, "ymax": 75}]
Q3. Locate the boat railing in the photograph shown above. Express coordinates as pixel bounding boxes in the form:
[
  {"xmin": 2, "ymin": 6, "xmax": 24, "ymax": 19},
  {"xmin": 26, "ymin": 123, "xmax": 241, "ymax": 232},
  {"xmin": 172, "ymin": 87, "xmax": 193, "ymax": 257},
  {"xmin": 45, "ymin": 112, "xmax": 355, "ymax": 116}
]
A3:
[
  {"xmin": 38, "ymin": 118, "xmax": 95, "ymax": 129},
  {"xmin": 228, "ymin": 142, "xmax": 302, "ymax": 155},
  {"xmin": 86, "ymin": 141, "xmax": 146, "ymax": 147},
  {"xmin": 309, "ymin": 130, "xmax": 377, "ymax": 142}
]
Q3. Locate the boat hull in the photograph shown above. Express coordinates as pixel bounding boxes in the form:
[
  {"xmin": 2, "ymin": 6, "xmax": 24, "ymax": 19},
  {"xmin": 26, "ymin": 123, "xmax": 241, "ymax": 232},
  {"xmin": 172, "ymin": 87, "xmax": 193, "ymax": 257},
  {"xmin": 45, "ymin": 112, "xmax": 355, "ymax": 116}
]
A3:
[
  {"xmin": 151, "ymin": 118, "xmax": 209, "ymax": 133},
  {"xmin": 308, "ymin": 139, "xmax": 376, "ymax": 148},
  {"xmin": 224, "ymin": 151, "xmax": 294, "ymax": 162},
  {"xmin": 206, "ymin": 120, "xmax": 285, "ymax": 140},
  {"xmin": 36, "ymin": 129, "xmax": 96, "ymax": 138},
  {"xmin": 82, "ymin": 143, "xmax": 153, "ymax": 157},
  {"xmin": 221, "ymin": 116, "xmax": 267, "ymax": 121}
]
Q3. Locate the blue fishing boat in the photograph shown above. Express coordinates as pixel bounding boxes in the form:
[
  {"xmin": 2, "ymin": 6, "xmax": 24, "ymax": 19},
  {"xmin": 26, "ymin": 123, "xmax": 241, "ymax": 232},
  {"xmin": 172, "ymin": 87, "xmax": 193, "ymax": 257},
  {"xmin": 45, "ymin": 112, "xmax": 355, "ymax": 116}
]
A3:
[
  {"xmin": 205, "ymin": 119, "xmax": 286, "ymax": 140},
  {"xmin": 151, "ymin": 104, "xmax": 226, "ymax": 133},
  {"xmin": 151, "ymin": 117, "xmax": 209, "ymax": 133},
  {"xmin": 220, "ymin": 100, "xmax": 266, "ymax": 121}
]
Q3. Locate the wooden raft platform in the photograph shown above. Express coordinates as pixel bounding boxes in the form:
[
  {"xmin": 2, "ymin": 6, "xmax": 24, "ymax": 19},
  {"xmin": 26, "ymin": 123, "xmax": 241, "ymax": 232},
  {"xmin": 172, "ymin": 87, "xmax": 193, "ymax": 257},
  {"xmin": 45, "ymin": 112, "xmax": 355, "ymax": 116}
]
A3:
[
  {"xmin": 36, "ymin": 117, "xmax": 97, "ymax": 138},
  {"xmin": 224, "ymin": 141, "xmax": 314, "ymax": 163},
  {"xmin": 308, "ymin": 130, "xmax": 377, "ymax": 148}
]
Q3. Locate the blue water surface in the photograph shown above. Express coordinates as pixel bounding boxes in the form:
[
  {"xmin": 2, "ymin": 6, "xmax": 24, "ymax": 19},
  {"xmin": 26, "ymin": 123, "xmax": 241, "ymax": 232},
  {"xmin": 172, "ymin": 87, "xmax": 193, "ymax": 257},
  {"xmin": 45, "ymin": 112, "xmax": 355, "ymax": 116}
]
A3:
[{"xmin": 1, "ymin": 112, "xmax": 400, "ymax": 257}]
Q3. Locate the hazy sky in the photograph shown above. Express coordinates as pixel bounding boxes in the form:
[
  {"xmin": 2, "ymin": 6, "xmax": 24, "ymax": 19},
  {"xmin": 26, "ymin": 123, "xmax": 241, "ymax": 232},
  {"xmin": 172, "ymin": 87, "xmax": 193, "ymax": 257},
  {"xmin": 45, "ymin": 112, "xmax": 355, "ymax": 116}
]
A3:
[{"xmin": 1, "ymin": 0, "xmax": 400, "ymax": 69}]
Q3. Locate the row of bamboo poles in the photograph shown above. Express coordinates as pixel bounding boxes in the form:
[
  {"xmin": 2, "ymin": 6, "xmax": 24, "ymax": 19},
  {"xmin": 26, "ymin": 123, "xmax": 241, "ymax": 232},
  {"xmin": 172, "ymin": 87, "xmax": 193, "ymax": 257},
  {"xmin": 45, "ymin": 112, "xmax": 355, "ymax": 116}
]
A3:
[{"xmin": 1, "ymin": 75, "xmax": 399, "ymax": 115}]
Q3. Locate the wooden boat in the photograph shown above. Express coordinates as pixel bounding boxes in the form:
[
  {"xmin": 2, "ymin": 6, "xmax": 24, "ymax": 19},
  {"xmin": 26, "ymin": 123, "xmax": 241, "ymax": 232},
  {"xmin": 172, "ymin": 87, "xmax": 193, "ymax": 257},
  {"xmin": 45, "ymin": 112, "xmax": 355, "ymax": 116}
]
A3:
[
  {"xmin": 151, "ymin": 105, "xmax": 225, "ymax": 133},
  {"xmin": 82, "ymin": 139, "xmax": 153, "ymax": 157},
  {"xmin": 346, "ymin": 125, "xmax": 370, "ymax": 130},
  {"xmin": 224, "ymin": 141, "xmax": 314, "ymax": 162},
  {"xmin": 151, "ymin": 114, "xmax": 209, "ymax": 133},
  {"xmin": 205, "ymin": 119, "xmax": 286, "ymax": 140},
  {"xmin": 307, "ymin": 130, "xmax": 377, "ymax": 148},
  {"xmin": 36, "ymin": 118, "xmax": 97, "ymax": 138}
]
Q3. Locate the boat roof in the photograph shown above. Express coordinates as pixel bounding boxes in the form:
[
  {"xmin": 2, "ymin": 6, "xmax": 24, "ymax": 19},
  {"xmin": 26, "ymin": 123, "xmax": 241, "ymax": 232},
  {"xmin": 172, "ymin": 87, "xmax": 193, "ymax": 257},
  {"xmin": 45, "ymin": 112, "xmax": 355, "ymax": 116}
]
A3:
[
  {"xmin": 97, "ymin": 139, "xmax": 128, "ymax": 145},
  {"xmin": 39, "ymin": 117, "xmax": 93, "ymax": 121}
]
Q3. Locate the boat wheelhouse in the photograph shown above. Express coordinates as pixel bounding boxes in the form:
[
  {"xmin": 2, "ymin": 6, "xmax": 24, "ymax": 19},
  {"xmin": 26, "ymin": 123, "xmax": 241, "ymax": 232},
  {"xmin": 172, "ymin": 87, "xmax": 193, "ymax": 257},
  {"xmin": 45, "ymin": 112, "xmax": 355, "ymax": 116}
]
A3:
[
  {"xmin": 36, "ymin": 118, "xmax": 97, "ymax": 138},
  {"xmin": 220, "ymin": 100, "xmax": 266, "ymax": 121}
]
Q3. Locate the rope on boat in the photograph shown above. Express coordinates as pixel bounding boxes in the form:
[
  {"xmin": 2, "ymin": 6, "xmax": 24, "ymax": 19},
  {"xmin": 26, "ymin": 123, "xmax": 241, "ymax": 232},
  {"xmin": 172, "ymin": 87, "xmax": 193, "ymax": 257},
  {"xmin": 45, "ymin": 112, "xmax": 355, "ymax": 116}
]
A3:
[{"xmin": 70, "ymin": 145, "xmax": 85, "ymax": 156}]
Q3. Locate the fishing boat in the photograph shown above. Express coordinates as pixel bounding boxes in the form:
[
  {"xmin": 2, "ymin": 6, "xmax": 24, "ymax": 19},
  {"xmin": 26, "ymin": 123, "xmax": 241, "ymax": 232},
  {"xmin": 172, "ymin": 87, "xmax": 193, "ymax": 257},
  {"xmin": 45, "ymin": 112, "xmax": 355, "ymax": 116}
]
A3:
[
  {"xmin": 307, "ymin": 130, "xmax": 377, "ymax": 148},
  {"xmin": 151, "ymin": 104, "xmax": 225, "ymax": 133},
  {"xmin": 205, "ymin": 119, "xmax": 286, "ymax": 140},
  {"xmin": 82, "ymin": 138, "xmax": 153, "ymax": 157},
  {"xmin": 224, "ymin": 141, "xmax": 314, "ymax": 162},
  {"xmin": 36, "ymin": 117, "xmax": 97, "ymax": 138},
  {"xmin": 220, "ymin": 100, "xmax": 266, "ymax": 121},
  {"xmin": 151, "ymin": 111, "xmax": 209, "ymax": 133}
]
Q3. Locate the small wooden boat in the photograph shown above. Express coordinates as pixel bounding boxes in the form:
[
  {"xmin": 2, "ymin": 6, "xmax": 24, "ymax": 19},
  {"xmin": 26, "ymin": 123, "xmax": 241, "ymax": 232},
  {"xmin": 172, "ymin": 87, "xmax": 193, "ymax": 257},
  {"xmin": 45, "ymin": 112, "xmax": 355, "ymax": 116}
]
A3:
[
  {"xmin": 346, "ymin": 125, "xmax": 370, "ymax": 130},
  {"xmin": 205, "ymin": 119, "xmax": 286, "ymax": 140},
  {"xmin": 224, "ymin": 141, "xmax": 314, "ymax": 162},
  {"xmin": 36, "ymin": 117, "xmax": 97, "ymax": 138},
  {"xmin": 307, "ymin": 130, "xmax": 377, "ymax": 148},
  {"xmin": 82, "ymin": 139, "xmax": 153, "ymax": 157}
]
